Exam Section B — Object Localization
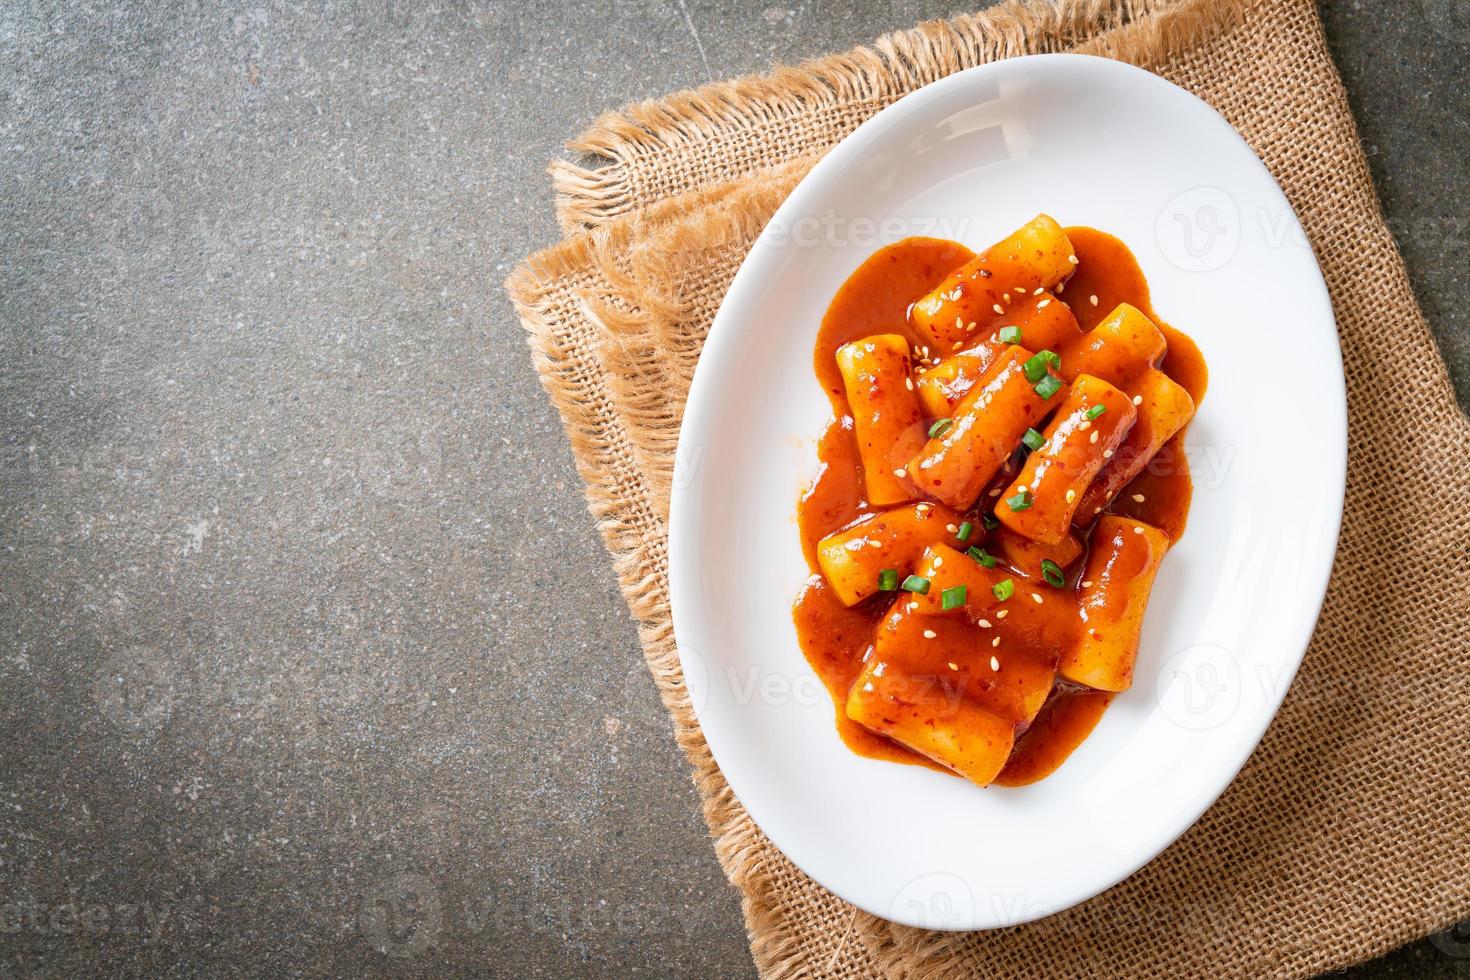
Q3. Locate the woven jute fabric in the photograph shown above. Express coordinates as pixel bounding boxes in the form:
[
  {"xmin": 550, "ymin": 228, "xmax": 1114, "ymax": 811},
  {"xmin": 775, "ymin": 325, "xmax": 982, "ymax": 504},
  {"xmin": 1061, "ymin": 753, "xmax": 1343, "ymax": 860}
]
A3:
[{"xmin": 506, "ymin": 0, "xmax": 1470, "ymax": 975}]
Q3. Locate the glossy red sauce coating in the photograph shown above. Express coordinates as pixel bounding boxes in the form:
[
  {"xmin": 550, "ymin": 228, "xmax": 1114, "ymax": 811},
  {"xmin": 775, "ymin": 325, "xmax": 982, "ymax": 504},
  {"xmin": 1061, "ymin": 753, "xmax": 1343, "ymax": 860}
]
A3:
[
  {"xmin": 812, "ymin": 237, "xmax": 976, "ymax": 406},
  {"xmin": 994, "ymin": 686, "xmax": 1113, "ymax": 787},
  {"xmin": 794, "ymin": 228, "xmax": 1208, "ymax": 785}
]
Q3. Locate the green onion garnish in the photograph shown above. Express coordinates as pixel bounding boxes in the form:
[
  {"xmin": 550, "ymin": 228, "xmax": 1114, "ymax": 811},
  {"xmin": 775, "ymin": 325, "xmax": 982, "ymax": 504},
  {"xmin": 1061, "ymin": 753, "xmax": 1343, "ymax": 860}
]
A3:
[
  {"xmin": 941, "ymin": 585, "xmax": 967, "ymax": 611},
  {"xmin": 877, "ymin": 568, "xmax": 898, "ymax": 591},
  {"xmin": 968, "ymin": 546, "xmax": 997, "ymax": 568},
  {"xmin": 981, "ymin": 513, "xmax": 999, "ymax": 530},
  {"xmin": 1006, "ymin": 490, "xmax": 1033, "ymax": 512},
  {"xmin": 1040, "ymin": 559, "xmax": 1066, "ymax": 588},
  {"xmin": 992, "ymin": 579, "xmax": 1014, "ymax": 601},
  {"xmin": 1086, "ymin": 404, "xmax": 1107, "ymax": 420},
  {"xmin": 928, "ymin": 417, "xmax": 953, "ymax": 439},
  {"xmin": 1021, "ymin": 428, "xmax": 1046, "ymax": 451},
  {"xmin": 1022, "ymin": 349, "xmax": 1061, "ymax": 382},
  {"xmin": 997, "ymin": 326, "xmax": 1021, "ymax": 344},
  {"xmin": 955, "ymin": 521, "xmax": 974, "ymax": 542},
  {"xmin": 1034, "ymin": 373, "xmax": 1063, "ymax": 399},
  {"xmin": 900, "ymin": 575, "xmax": 930, "ymax": 595}
]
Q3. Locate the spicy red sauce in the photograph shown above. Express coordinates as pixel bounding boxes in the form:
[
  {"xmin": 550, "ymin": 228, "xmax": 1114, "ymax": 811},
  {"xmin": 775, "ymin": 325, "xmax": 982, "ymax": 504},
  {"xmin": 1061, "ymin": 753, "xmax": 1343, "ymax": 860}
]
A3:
[{"xmin": 794, "ymin": 227, "xmax": 1207, "ymax": 785}]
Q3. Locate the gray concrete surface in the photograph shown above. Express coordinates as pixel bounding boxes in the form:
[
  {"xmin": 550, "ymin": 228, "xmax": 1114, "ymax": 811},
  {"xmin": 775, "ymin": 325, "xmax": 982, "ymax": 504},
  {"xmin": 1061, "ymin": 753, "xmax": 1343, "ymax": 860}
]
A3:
[{"xmin": 0, "ymin": 1, "xmax": 1464, "ymax": 977}]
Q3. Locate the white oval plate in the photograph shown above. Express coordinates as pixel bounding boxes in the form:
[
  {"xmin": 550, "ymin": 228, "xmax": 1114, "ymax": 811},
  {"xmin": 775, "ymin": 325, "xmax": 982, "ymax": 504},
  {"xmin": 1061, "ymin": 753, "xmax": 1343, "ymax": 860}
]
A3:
[{"xmin": 668, "ymin": 54, "xmax": 1344, "ymax": 930}]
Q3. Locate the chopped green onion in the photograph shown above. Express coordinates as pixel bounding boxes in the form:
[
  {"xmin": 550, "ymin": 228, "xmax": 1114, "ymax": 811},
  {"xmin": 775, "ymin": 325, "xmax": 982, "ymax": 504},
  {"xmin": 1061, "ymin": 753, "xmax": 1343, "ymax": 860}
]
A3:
[
  {"xmin": 1022, "ymin": 349, "xmax": 1061, "ymax": 382},
  {"xmin": 1040, "ymin": 559, "xmax": 1066, "ymax": 588},
  {"xmin": 1034, "ymin": 373, "xmax": 1063, "ymax": 399},
  {"xmin": 1085, "ymin": 404, "xmax": 1107, "ymax": 420},
  {"xmin": 997, "ymin": 325, "xmax": 1022, "ymax": 344},
  {"xmin": 968, "ymin": 546, "xmax": 997, "ymax": 568},
  {"xmin": 928, "ymin": 417, "xmax": 953, "ymax": 439},
  {"xmin": 1006, "ymin": 490, "xmax": 1034, "ymax": 512},
  {"xmin": 900, "ymin": 575, "xmax": 930, "ymax": 595},
  {"xmin": 980, "ymin": 513, "xmax": 999, "ymax": 530},
  {"xmin": 941, "ymin": 585, "xmax": 967, "ymax": 611},
  {"xmin": 992, "ymin": 578, "xmax": 1014, "ymax": 601},
  {"xmin": 1021, "ymin": 428, "xmax": 1046, "ymax": 452},
  {"xmin": 955, "ymin": 521, "xmax": 974, "ymax": 542},
  {"xmin": 877, "ymin": 568, "xmax": 898, "ymax": 591}
]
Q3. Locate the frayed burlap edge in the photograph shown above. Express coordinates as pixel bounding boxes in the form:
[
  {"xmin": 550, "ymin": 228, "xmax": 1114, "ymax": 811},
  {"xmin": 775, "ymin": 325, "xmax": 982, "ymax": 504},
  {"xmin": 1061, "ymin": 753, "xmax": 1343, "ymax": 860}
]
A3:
[
  {"xmin": 508, "ymin": 169, "xmax": 880, "ymax": 978},
  {"xmin": 590, "ymin": 163, "xmax": 815, "ymax": 519},
  {"xmin": 550, "ymin": 0, "xmax": 1247, "ymax": 231}
]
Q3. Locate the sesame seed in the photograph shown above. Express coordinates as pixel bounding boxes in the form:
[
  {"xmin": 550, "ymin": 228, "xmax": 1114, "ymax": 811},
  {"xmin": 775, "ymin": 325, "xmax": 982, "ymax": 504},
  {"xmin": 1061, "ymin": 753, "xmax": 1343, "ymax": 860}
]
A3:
[
  {"xmin": 916, "ymin": 503, "xmax": 932, "ymax": 512},
  {"xmin": 1033, "ymin": 287, "xmax": 1044, "ymax": 296},
  {"xmin": 988, "ymin": 488, "xmax": 1001, "ymax": 497},
  {"xmin": 996, "ymin": 609, "xmax": 1008, "ymax": 619},
  {"xmin": 955, "ymin": 316, "xmax": 963, "ymax": 330},
  {"xmin": 948, "ymin": 661, "xmax": 958, "ymax": 671},
  {"xmin": 1067, "ymin": 254, "xmax": 1079, "ymax": 265},
  {"xmin": 905, "ymin": 377, "xmax": 914, "ymax": 390},
  {"xmin": 1094, "ymin": 506, "xmax": 1103, "ymax": 514},
  {"xmin": 1037, "ymin": 299, "xmax": 1051, "ymax": 309},
  {"xmin": 1134, "ymin": 526, "xmax": 1144, "ymax": 535},
  {"xmin": 869, "ymin": 539, "xmax": 882, "ymax": 549},
  {"xmin": 990, "ymin": 656, "xmax": 1000, "ymax": 671},
  {"xmin": 1089, "ymin": 294, "xmax": 1099, "ymax": 306},
  {"xmin": 923, "ymin": 629, "xmax": 937, "ymax": 639},
  {"xmin": 894, "ymin": 468, "xmax": 907, "ymax": 478},
  {"xmin": 952, "ymin": 341, "xmax": 963, "ymax": 351},
  {"xmin": 1002, "ymin": 292, "xmax": 1011, "ymax": 302},
  {"xmin": 933, "ymin": 556, "xmax": 944, "ymax": 568},
  {"xmin": 1079, "ymin": 419, "xmax": 1092, "ymax": 431},
  {"xmin": 1103, "ymin": 449, "xmax": 1114, "ymax": 459},
  {"xmin": 1132, "ymin": 493, "xmax": 1146, "ymax": 503},
  {"xmin": 1082, "ymin": 580, "xmax": 1093, "ymax": 588},
  {"xmin": 1132, "ymin": 394, "xmax": 1143, "ymax": 406},
  {"xmin": 1090, "ymin": 430, "xmax": 1099, "ymax": 444},
  {"xmin": 991, "ymin": 635, "xmax": 1001, "ymax": 648},
  {"xmin": 1031, "ymin": 593, "xmax": 1043, "ymax": 604},
  {"xmin": 992, "ymin": 304, "xmax": 1005, "ymax": 315},
  {"xmin": 976, "ymin": 618, "xmax": 991, "ymax": 628},
  {"xmin": 906, "ymin": 601, "xmax": 918, "ymax": 612},
  {"xmin": 945, "ymin": 523, "xmax": 957, "ymax": 533},
  {"xmin": 1066, "ymin": 488, "xmax": 1076, "ymax": 503}
]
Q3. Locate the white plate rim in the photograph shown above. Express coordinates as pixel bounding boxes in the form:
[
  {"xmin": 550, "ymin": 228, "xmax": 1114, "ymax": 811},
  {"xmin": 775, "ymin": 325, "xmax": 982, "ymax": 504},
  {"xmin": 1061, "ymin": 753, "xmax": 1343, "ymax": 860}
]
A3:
[{"xmin": 667, "ymin": 52, "xmax": 1346, "ymax": 930}]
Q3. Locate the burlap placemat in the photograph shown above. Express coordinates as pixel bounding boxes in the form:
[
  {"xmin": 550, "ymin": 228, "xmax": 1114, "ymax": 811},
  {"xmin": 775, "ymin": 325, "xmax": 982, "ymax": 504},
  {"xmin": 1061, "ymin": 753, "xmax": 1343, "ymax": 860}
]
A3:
[{"xmin": 506, "ymin": 0, "xmax": 1470, "ymax": 975}]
